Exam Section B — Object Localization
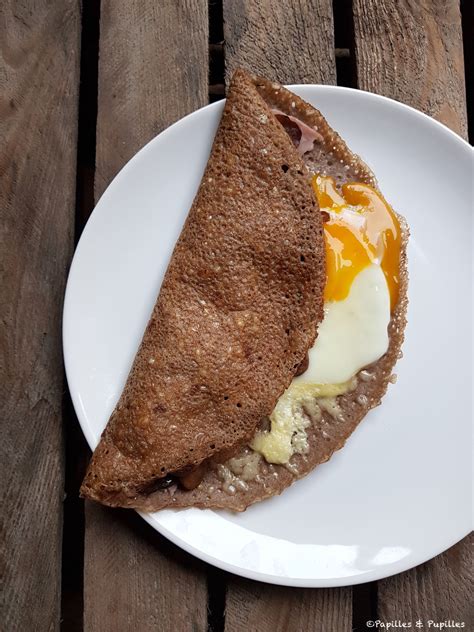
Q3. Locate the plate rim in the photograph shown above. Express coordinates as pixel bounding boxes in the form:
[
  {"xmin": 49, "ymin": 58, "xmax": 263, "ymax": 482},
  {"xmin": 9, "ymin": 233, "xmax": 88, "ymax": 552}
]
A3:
[
  {"xmin": 139, "ymin": 510, "xmax": 470, "ymax": 588},
  {"xmin": 63, "ymin": 84, "xmax": 473, "ymax": 587}
]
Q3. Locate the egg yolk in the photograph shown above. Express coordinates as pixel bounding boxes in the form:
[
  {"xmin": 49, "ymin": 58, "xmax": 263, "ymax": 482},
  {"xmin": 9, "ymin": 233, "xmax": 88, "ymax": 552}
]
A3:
[{"xmin": 312, "ymin": 175, "xmax": 401, "ymax": 310}]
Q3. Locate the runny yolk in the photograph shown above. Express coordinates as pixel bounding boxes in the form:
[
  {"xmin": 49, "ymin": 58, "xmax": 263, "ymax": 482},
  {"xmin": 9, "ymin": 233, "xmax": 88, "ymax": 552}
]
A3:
[{"xmin": 312, "ymin": 174, "xmax": 401, "ymax": 310}]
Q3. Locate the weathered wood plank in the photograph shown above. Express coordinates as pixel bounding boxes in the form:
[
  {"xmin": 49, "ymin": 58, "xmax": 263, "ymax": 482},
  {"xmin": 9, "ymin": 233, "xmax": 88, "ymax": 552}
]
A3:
[
  {"xmin": 223, "ymin": 0, "xmax": 337, "ymax": 86},
  {"xmin": 353, "ymin": 0, "xmax": 471, "ymax": 624},
  {"xmin": 378, "ymin": 535, "xmax": 473, "ymax": 628},
  {"xmin": 224, "ymin": 580, "xmax": 352, "ymax": 632},
  {"xmin": 0, "ymin": 1, "xmax": 80, "ymax": 630},
  {"xmin": 84, "ymin": 2, "xmax": 209, "ymax": 630},
  {"xmin": 85, "ymin": 505, "xmax": 209, "ymax": 631},
  {"xmin": 222, "ymin": 3, "xmax": 352, "ymax": 630},
  {"xmin": 94, "ymin": 0, "xmax": 209, "ymax": 200},
  {"xmin": 353, "ymin": 0, "xmax": 468, "ymax": 138}
]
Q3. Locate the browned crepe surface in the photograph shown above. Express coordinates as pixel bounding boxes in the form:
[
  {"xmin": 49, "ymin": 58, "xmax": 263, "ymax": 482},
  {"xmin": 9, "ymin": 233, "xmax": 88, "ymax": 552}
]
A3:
[
  {"xmin": 81, "ymin": 69, "xmax": 326, "ymax": 506},
  {"xmin": 113, "ymin": 73, "xmax": 408, "ymax": 512}
]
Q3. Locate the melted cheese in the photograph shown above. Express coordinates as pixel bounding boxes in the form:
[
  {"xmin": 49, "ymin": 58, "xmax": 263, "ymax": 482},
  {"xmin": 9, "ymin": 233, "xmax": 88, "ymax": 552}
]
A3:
[{"xmin": 251, "ymin": 382, "xmax": 351, "ymax": 464}]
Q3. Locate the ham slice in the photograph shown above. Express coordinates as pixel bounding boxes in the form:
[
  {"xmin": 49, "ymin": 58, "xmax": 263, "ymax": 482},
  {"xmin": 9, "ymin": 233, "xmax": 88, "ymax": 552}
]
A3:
[{"xmin": 272, "ymin": 108, "xmax": 323, "ymax": 155}]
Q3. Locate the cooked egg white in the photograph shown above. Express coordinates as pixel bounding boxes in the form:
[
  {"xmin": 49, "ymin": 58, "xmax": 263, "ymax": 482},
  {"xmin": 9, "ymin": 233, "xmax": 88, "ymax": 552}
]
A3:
[{"xmin": 295, "ymin": 263, "xmax": 390, "ymax": 385}]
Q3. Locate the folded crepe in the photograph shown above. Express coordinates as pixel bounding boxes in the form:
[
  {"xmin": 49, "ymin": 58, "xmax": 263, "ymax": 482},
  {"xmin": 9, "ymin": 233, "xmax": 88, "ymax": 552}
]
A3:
[
  {"xmin": 81, "ymin": 69, "xmax": 326, "ymax": 507},
  {"xmin": 81, "ymin": 69, "xmax": 407, "ymax": 512}
]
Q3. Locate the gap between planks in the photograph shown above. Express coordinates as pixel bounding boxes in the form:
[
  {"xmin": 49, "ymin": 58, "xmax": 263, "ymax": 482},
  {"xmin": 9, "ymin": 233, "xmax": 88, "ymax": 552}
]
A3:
[{"xmin": 60, "ymin": 1, "xmax": 101, "ymax": 631}]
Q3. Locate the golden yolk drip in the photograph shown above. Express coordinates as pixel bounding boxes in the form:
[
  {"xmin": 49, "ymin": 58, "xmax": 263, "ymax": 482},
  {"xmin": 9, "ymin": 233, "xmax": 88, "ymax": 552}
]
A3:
[{"xmin": 312, "ymin": 175, "xmax": 401, "ymax": 310}]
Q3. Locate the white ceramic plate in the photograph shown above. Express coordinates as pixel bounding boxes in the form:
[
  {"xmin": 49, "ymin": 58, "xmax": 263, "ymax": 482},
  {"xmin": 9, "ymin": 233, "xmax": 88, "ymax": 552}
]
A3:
[{"xmin": 63, "ymin": 86, "xmax": 473, "ymax": 587}]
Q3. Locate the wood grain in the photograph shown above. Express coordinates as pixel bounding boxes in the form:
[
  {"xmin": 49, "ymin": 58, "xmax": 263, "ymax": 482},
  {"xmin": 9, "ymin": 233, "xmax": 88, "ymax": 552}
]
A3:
[
  {"xmin": 84, "ymin": 2, "xmax": 209, "ymax": 630},
  {"xmin": 224, "ymin": 580, "xmax": 352, "ymax": 632},
  {"xmin": 353, "ymin": 0, "xmax": 471, "ymax": 625},
  {"xmin": 0, "ymin": 1, "xmax": 80, "ymax": 630},
  {"xmin": 353, "ymin": 0, "xmax": 468, "ymax": 138},
  {"xmin": 84, "ymin": 505, "xmax": 208, "ymax": 631},
  {"xmin": 222, "ymin": 4, "xmax": 353, "ymax": 631},
  {"xmin": 94, "ymin": 0, "xmax": 209, "ymax": 200},
  {"xmin": 223, "ymin": 0, "xmax": 336, "ymax": 86},
  {"xmin": 378, "ymin": 534, "xmax": 473, "ymax": 627}
]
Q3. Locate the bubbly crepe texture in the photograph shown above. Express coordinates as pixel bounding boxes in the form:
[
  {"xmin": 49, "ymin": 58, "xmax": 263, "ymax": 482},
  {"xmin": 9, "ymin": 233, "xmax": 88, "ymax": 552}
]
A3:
[{"xmin": 81, "ymin": 69, "xmax": 327, "ymax": 506}]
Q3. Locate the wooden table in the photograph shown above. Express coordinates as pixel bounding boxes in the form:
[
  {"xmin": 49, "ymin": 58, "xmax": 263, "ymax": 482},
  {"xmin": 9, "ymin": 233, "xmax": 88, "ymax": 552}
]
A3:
[{"xmin": 2, "ymin": 1, "xmax": 472, "ymax": 630}]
